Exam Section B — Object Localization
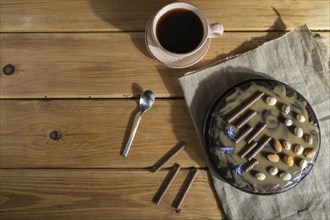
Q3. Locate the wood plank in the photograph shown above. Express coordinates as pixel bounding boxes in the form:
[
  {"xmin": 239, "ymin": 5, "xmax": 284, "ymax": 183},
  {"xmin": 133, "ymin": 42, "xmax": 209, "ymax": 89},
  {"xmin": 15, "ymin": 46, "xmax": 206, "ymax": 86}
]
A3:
[
  {"xmin": 1, "ymin": 32, "xmax": 329, "ymax": 98},
  {"xmin": 0, "ymin": 0, "xmax": 329, "ymax": 32},
  {"xmin": 0, "ymin": 169, "xmax": 222, "ymax": 219},
  {"xmin": 0, "ymin": 99, "xmax": 206, "ymax": 168}
]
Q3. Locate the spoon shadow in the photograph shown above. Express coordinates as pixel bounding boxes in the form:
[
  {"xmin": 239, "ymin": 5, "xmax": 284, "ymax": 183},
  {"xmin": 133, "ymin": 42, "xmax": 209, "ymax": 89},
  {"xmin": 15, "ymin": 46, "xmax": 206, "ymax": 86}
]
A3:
[{"xmin": 120, "ymin": 83, "xmax": 143, "ymax": 155}]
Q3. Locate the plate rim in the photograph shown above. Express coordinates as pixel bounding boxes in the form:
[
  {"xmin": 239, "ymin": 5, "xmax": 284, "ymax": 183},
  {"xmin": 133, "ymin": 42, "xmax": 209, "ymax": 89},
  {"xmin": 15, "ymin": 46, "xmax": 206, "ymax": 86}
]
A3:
[{"xmin": 203, "ymin": 77, "xmax": 321, "ymax": 195}]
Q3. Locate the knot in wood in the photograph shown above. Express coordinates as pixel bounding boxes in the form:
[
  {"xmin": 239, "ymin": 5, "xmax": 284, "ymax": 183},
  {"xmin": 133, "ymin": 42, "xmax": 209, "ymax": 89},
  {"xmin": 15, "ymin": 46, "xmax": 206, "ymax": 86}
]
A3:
[
  {"xmin": 50, "ymin": 130, "xmax": 62, "ymax": 141},
  {"xmin": 3, "ymin": 64, "xmax": 15, "ymax": 75}
]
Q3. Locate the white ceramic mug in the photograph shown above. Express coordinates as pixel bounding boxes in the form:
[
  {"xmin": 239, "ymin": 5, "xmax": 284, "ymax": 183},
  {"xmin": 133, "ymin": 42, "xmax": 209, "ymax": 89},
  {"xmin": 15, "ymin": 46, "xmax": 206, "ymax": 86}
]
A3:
[{"xmin": 146, "ymin": 2, "xmax": 224, "ymax": 68}]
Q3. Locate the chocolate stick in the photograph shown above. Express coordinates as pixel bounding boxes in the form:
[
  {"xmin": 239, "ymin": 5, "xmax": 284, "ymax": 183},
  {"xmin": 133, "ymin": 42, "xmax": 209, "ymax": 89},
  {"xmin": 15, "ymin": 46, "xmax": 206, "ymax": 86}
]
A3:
[
  {"xmin": 152, "ymin": 141, "xmax": 187, "ymax": 172},
  {"xmin": 236, "ymin": 111, "xmax": 257, "ymax": 129},
  {"xmin": 153, "ymin": 164, "xmax": 181, "ymax": 205},
  {"xmin": 173, "ymin": 167, "xmax": 198, "ymax": 212},
  {"xmin": 247, "ymin": 123, "xmax": 267, "ymax": 144},
  {"xmin": 239, "ymin": 141, "xmax": 257, "ymax": 158},
  {"xmin": 235, "ymin": 125, "xmax": 253, "ymax": 144},
  {"xmin": 246, "ymin": 136, "xmax": 272, "ymax": 161},
  {"xmin": 227, "ymin": 91, "xmax": 264, "ymax": 123},
  {"xmin": 243, "ymin": 158, "xmax": 259, "ymax": 172}
]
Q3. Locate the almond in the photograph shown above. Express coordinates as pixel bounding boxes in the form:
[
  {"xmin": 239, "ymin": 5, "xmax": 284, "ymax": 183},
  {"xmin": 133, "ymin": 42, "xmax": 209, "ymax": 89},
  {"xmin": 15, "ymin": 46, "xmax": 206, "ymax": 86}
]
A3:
[
  {"xmin": 284, "ymin": 155, "xmax": 294, "ymax": 166},
  {"xmin": 300, "ymin": 160, "xmax": 308, "ymax": 169},
  {"xmin": 267, "ymin": 154, "xmax": 280, "ymax": 162},
  {"xmin": 281, "ymin": 104, "xmax": 291, "ymax": 114},
  {"xmin": 296, "ymin": 113, "xmax": 306, "ymax": 122},
  {"xmin": 304, "ymin": 134, "xmax": 313, "ymax": 145},
  {"xmin": 294, "ymin": 127, "xmax": 304, "ymax": 137},
  {"xmin": 304, "ymin": 148, "xmax": 316, "ymax": 158},
  {"xmin": 282, "ymin": 140, "xmax": 292, "ymax": 150},
  {"xmin": 284, "ymin": 119, "xmax": 293, "ymax": 127},
  {"xmin": 269, "ymin": 167, "xmax": 279, "ymax": 176},
  {"xmin": 280, "ymin": 172, "xmax": 292, "ymax": 180},
  {"xmin": 294, "ymin": 145, "xmax": 304, "ymax": 155},
  {"xmin": 266, "ymin": 96, "xmax": 277, "ymax": 105},
  {"xmin": 273, "ymin": 139, "xmax": 283, "ymax": 153},
  {"xmin": 255, "ymin": 172, "xmax": 266, "ymax": 181}
]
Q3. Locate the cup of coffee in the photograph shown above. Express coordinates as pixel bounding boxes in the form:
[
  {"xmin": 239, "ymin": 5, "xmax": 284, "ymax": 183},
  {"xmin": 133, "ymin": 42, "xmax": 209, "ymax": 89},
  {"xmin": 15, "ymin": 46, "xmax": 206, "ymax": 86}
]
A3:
[{"xmin": 145, "ymin": 2, "xmax": 224, "ymax": 68}]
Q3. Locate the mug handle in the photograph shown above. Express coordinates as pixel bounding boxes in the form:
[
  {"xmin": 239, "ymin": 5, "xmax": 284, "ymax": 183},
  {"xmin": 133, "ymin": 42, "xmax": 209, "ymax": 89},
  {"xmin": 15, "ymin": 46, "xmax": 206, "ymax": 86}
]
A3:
[{"xmin": 208, "ymin": 23, "xmax": 224, "ymax": 38}]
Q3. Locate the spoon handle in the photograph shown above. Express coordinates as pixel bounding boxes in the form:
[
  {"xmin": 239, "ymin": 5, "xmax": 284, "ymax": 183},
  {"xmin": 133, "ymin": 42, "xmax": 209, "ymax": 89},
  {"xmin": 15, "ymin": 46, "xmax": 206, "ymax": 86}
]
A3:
[{"xmin": 122, "ymin": 114, "xmax": 142, "ymax": 157}]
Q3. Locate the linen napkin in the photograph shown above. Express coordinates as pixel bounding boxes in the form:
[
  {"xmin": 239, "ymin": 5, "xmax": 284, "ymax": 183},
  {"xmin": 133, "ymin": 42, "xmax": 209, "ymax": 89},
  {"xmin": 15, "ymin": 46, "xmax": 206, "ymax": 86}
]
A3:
[{"xmin": 179, "ymin": 25, "xmax": 330, "ymax": 220}]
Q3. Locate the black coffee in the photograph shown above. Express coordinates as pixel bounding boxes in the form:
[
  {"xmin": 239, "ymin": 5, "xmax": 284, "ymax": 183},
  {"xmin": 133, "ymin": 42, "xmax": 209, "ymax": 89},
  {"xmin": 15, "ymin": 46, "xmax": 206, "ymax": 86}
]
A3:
[{"xmin": 156, "ymin": 9, "xmax": 204, "ymax": 54}]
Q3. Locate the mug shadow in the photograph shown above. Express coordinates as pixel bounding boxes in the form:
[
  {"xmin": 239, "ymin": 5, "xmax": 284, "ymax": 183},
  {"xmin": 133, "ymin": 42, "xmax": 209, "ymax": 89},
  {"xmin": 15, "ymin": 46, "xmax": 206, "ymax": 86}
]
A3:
[
  {"xmin": 90, "ymin": 0, "xmax": 176, "ymax": 57},
  {"xmin": 214, "ymin": 7, "xmax": 287, "ymax": 62},
  {"xmin": 156, "ymin": 7, "xmax": 287, "ymax": 167}
]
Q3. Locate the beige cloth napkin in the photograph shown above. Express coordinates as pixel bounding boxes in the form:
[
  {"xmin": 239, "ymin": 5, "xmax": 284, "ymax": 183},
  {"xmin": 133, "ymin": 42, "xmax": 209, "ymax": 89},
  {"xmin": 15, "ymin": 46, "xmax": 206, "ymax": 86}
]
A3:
[{"xmin": 179, "ymin": 25, "xmax": 330, "ymax": 219}]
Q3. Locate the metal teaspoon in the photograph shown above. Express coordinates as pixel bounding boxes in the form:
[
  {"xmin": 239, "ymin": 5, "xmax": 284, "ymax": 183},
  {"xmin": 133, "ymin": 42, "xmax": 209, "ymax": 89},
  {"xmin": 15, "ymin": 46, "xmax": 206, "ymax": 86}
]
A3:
[{"xmin": 122, "ymin": 90, "xmax": 155, "ymax": 157}]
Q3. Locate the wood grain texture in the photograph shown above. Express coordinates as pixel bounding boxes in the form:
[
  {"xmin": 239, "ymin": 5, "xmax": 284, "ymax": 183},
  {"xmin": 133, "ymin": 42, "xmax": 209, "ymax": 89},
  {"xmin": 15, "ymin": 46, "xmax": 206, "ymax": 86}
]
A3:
[
  {"xmin": 1, "ymin": 32, "xmax": 329, "ymax": 98},
  {"xmin": 0, "ymin": 0, "xmax": 329, "ymax": 32},
  {"xmin": 0, "ymin": 1, "xmax": 328, "ymax": 219},
  {"xmin": 0, "ymin": 169, "xmax": 222, "ymax": 220},
  {"xmin": 0, "ymin": 99, "xmax": 205, "ymax": 168}
]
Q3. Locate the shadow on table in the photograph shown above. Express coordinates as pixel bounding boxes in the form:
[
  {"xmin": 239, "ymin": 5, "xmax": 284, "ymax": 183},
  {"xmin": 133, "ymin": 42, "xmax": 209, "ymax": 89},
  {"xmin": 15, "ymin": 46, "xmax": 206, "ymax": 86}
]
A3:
[
  {"xmin": 95, "ymin": 2, "xmax": 287, "ymax": 214},
  {"xmin": 156, "ymin": 7, "xmax": 287, "ymax": 166},
  {"xmin": 214, "ymin": 7, "xmax": 287, "ymax": 62},
  {"xmin": 90, "ymin": 0, "xmax": 175, "ymax": 58},
  {"xmin": 155, "ymin": 7, "xmax": 287, "ymax": 213},
  {"xmin": 179, "ymin": 66, "xmax": 274, "ymax": 218}
]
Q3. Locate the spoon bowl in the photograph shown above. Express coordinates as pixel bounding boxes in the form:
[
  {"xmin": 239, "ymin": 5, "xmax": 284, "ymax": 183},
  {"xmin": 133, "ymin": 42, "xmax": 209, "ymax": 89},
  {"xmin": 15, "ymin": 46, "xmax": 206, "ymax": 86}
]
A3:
[
  {"xmin": 139, "ymin": 90, "xmax": 155, "ymax": 114},
  {"xmin": 122, "ymin": 90, "xmax": 155, "ymax": 157}
]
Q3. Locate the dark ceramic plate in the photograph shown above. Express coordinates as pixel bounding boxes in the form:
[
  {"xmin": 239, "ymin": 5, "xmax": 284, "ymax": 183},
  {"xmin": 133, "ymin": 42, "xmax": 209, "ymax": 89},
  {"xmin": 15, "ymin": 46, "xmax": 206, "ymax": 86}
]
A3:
[{"xmin": 203, "ymin": 78, "xmax": 321, "ymax": 195}]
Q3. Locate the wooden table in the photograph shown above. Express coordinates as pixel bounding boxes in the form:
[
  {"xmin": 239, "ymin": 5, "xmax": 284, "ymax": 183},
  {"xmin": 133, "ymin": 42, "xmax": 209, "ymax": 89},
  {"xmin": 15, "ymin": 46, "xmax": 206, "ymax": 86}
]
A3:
[{"xmin": 0, "ymin": 1, "xmax": 329, "ymax": 219}]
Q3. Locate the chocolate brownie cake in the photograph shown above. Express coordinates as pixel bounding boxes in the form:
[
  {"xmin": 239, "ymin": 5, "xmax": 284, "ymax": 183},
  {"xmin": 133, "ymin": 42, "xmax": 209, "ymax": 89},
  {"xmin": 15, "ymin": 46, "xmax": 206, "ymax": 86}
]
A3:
[{"xmin": 205, "ymin": 79, "xmax": 320, "ymax": 194}]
